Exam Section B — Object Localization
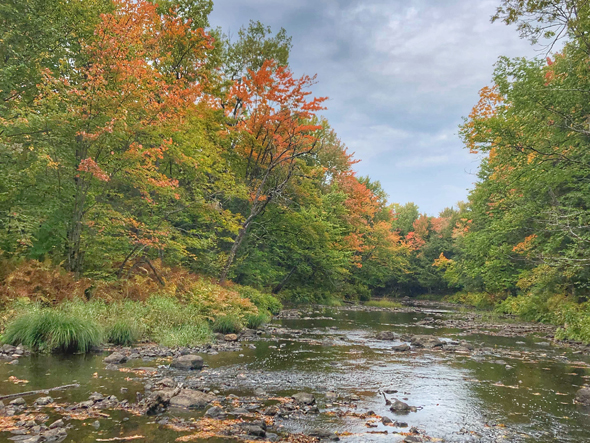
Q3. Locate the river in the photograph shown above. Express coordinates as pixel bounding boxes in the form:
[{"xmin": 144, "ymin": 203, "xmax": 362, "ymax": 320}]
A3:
[{"xmin": 1, "ymin": 302, "xmax": 590, "ymax": 442}]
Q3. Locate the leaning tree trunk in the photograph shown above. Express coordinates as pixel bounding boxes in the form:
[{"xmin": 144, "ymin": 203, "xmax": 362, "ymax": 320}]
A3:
[
  {"xmin": 272, "ymin": 266, "xmax": 297, "ymax": 294},
  {"xmin": 219, "ymin": 224, "xmax": 249, "ymax": 285}
]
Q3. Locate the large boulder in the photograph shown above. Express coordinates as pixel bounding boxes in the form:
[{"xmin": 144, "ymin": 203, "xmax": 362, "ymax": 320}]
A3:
[
  {"xmin": 171, "ymin": 354, "xmax": 204, "ymax": 370},
  {"xmin": 409, "ymin": 335, "xmax": 443, "ymax": 349},
  {"xmin": 576, "ymin": 387, "xmax": 590, "ymax": 405},
  {"xmin": 169, "ymin": 389, "xmax": 215, "ymax": 409},
  {"xmin": 292, "ymin": 392, "xmax": 315, "ymax": 405}
]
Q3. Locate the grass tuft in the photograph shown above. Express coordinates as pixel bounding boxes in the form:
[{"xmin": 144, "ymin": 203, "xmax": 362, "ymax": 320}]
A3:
[
  {"xmin": 3, "ymin": 309, "xmax": 101, "ymax": 353},
  {"xmin": 105, "ymin": 320, "xmax": 142, "ymax": 346},
  {"xmin": 211, "ymin": 314, "xmax": 243, "ymax": 334},
  {"xmin": 244, "ymin": 311, "xmax": 270, "ymax": 329}
]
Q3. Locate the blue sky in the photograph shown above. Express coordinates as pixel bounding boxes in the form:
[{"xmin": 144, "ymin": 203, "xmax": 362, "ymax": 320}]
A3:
[{"xmin": 210, "ymin": 0, "xmax": 539, "ymax": 215}]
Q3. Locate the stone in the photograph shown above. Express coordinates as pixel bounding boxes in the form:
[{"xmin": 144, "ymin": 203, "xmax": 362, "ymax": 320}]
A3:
[
  {"xmin": 103, "ymin": 352, "xmax": 127, "ymax": 364},
  {"xmin": 390, "ymin": 399, "xmax": 413, "ymax": 412},
  {"xmin": 392, "ymin": 344, "xmax": 410, "ymax": 352},
  {"xmin": 409, "ymin": 335, "xmax": 443, "ymax": 349},
  {"xmin": 381, "ymin": 416, "xmax": 393, "ymax": 425},
  {"xmin": 224, "ymin": 334, "xmax": 238, "ymax": 342},
  {"xmin": 254, "ymin": 387, "xmax": 267, "ymax": 396},
  {"xmin": 204, "ymin": 406, "xmax": 225, "ymax": 418},
  {"xmin": 325, "ymin": 391, "xmax": 338, "ymax": 400},
  {"xmin": 9, "ymin": 398, "xmax": 26, "ymax": 406},
  {"xmin": 146, "ymin": 388, "xmax": 181, "ymax": 415},
  {"xmin": 404, "ymin": 437, "xmax": 423, "ymax": 443},
  {"xmin": 575, "ymin": 387, "xmax": 590, "ymax": 405},
  {"xmin": 242, "ymin": 425, "xmax": 266, "ymax": 437},
  {"xmin": 34, "ymin": 397, "xmax": 53, "ymax": 406},
  {"xmin": 48, "ymin": 420, "xmax": 64, "ymax": 429},
  {"xmin": 78, "ymin": 400, "xmax": 94, "ymax": 408},
  {"xmin": 89, "ymin": 393, "xmax": 104, "ymax": 402},
  {"xmin": 169, "ymin": 389, "xmax": 215, "ymax": 409},
  {"xmin": 309, "ymin": 429, "xmax": 340, "ymax": 441},
  {"xmin": 292, "ymin": 392, "xmax": 315, "ymax": 405},
  {"xmin": 376, "ymin": 331, "xmax": 400, "ymax": 341},
  {"xmin": 157, "ymin": 378, "xmax": 176, "ymax": 388},
  {"xmin": 171, "ymin": 354, "xmax": 204, "ymax": 370}
]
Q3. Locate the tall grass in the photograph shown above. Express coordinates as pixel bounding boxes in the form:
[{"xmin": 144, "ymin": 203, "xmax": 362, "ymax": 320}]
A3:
[
  {"xmin": 212, "ymin": 314, "xmax": 243, "ymax": 334},
  {"xmin": 3, "ymin": 309, "xmax": 101, "ymax": 353},
  {"xmin": 244, "ymin": 311, "xmax": 270, "ymax": 329}
]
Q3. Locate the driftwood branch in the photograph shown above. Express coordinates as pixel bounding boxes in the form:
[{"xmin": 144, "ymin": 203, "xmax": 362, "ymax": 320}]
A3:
[{"xmin": 0, "ymin": 383, "xmax": 80, "ymax": 401}]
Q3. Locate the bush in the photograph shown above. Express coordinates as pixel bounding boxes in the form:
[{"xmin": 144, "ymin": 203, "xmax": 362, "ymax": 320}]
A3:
[
  {"xmin": 234, "ymin": 286, "xmax": 282, "ymax": 315},
  {"xmin": 212, "ymin": 314, "xmax": 243, "ymax": 334},
  {"xmin": 3, "ymin": 309, "xmax": 101, "ymax": 353},
  {"xmin": 244, "ymin": 312, "xmax": 270, "ymax": 329}
]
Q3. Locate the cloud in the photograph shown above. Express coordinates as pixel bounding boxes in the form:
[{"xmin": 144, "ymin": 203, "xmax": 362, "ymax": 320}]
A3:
[{"xmin": 210, "ymin": 0, "xmax": 539, "ymax": 214}]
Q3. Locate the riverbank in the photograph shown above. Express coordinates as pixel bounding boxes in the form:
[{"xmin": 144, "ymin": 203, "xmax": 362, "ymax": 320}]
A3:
[{"xmin": 3, "ymin": 301, "xmax": 590, "ymax": 442}]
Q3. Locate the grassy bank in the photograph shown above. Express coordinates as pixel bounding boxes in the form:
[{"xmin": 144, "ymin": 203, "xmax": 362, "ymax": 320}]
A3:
[
  {"xmin": 0, "ymin": 260, "xmax": 281, "ymax": 353},
  {"xmin": 446, "ymin": 291, "xmax": 590, "ymax": 344}
]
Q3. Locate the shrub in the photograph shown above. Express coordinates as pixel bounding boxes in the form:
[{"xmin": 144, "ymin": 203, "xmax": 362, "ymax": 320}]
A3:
[
  {"xmin": 244, "ymin": 312, "xmax": 270, "ymax": 329},
  {"xmin": 3, "ymin": 309, "xmax": 101, "ymax": 353},
  {"xmin": 236, "ymin": 286, "xmax": 282, "ymax": 315},
  {"xmin": 211, "ymin": 314, "xmax": 243, "ymax": 334}
]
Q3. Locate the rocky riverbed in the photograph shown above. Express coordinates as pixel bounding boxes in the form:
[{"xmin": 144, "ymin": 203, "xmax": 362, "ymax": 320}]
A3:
[{"xmin": 2, "ymin": 301, "xmax": 590, "ymax": 443}]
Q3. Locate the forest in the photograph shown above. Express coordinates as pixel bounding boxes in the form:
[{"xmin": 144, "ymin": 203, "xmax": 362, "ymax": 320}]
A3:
[{"xmin": 2, "ymin": 0, "xmax": 590, "ymax": 348}]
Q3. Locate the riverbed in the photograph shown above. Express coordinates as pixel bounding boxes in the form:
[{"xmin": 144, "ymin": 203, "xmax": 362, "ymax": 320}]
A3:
[{"xmin": 1, "ymin": 302, "xmax": 590, "ymax": 442}]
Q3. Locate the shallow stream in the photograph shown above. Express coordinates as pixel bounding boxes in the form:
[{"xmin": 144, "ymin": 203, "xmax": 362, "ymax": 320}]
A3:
[{"xmin": 2, "ymin": 304, "xmax": 590, "ymax": 442}]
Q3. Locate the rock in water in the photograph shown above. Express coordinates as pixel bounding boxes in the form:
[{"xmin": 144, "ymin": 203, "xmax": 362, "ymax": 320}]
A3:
[
  {"xmin": 575, "ymin": 387, "xmax": 590, "ymax": 405},
  {"xmin": 376, "ymin": 331, "xmax": 400, "ymax": 341},
  {"xmin": 103, "ymin": 352, "xmax": 127, "ymax": 364},
  {"xmin": 390, "ymin": 398, "xmax": 416, "ymax": 413},
  {"xmin": 292, "ymin": 392, "xmax": 315, "ymax": 405},
  {"xmin": 169, "ymin": 389, "xmax": 215, "ymax": 409},
  {"xmin": 171, "ymin": 354, "xmax": 204, "ymax": 370},
  {"xmin": 392, "ymin": 344, "xmax": 410, "ymax": 352},
  {"xmin": 409, "ymin": 335, "xmax": 443, "ymax": 349}
]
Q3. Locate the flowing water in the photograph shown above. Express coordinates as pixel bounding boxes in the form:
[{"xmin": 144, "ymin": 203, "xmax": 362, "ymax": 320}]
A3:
[{"xmin": 2, "ymin": 305, "xmax": 590, "ymax": 442}]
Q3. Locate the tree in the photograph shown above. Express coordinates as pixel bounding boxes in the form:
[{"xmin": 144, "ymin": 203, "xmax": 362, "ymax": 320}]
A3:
[{"xmin": 219, "ymin": 61, "xmax": 327, "ymax": 283}]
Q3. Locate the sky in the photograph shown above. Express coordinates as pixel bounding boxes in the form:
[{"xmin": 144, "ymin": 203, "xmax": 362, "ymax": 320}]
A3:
[{"xmin": 209, "ymin": 0, "xmax": 540, "ymax": 215}]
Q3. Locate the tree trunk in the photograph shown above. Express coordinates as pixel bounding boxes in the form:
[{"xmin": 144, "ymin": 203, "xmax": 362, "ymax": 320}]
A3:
[
  {"xmin": 219, "ymin": 224, "xmax": 249, "ymax": 285},
  {"xmin": 272, "ymin": 266, "xmax": 297, "ymax": 294},
  {"xmin": 66, "ymin": 178, "xmax": 86, "ymax": 276}
]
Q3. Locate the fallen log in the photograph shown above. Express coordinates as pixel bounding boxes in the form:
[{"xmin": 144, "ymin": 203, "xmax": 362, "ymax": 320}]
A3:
[{"xmin": 0, "ymin": 383, "xmax": 80, "ymax": 401}]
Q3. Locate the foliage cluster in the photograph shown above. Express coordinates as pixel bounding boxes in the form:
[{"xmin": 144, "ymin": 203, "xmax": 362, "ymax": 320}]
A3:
[{"xmin": 0, "ymin": 0, "xmax": 418, "ymax": 306}]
